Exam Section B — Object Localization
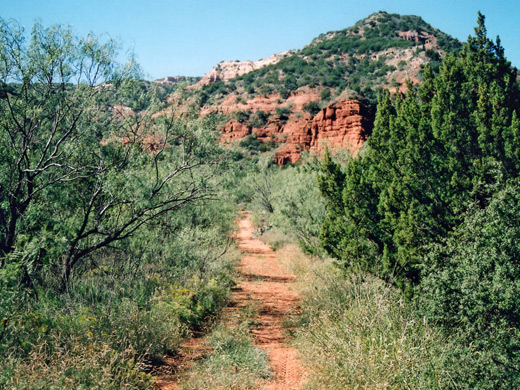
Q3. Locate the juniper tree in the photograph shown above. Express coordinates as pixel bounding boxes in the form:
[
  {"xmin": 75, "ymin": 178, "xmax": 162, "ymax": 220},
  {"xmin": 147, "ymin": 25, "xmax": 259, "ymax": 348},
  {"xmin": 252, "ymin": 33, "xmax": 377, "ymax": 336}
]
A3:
[{"xmin": 319, "ymin": 12, "xmax": 520, "ymax": 290}]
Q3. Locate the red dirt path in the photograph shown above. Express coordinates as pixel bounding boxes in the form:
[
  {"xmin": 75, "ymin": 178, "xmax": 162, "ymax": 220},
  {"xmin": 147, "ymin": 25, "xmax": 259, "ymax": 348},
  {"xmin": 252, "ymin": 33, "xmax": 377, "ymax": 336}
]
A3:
[
  {"xmin": 235, "ymin": 212, "xmax": 305, "ymax": 390},
  {"xmin": 155, "ymin": 212, "xmax": 305, "ymax": 389}
]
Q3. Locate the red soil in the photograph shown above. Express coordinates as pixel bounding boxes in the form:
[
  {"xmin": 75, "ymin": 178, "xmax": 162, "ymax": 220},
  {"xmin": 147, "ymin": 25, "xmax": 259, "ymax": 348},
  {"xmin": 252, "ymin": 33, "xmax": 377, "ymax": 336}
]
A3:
[
  {"xmin": 234, "ymin": 212, "xmax": 306, "ymax": 389},
  {"xmin": 155, "ymin": 212, "xmax": 306, "ymax": 389}
]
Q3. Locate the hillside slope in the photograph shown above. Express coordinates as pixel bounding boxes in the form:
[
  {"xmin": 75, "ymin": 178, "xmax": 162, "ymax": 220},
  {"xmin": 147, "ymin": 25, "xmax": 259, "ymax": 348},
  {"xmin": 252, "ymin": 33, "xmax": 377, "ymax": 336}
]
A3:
[{"xmin": 163, "ymin": 11, "xmax": 461, "ymax": 163}]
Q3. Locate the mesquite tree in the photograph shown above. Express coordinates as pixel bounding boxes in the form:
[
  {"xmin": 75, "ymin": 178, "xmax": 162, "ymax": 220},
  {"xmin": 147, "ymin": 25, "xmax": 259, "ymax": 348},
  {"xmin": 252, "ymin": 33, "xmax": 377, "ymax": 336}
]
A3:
[{"xmin": 0, "ymin": 20, "xmax": 222, "ymax": 291}]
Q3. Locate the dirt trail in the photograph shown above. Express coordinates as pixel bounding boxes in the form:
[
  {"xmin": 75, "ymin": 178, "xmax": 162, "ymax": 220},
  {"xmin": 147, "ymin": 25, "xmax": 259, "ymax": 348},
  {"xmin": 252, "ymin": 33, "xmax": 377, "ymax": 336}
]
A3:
[
  {"xmin": 234, "ymin": 212, "xmax": 305, "ymax": 389},
  {"xmin": 154, "ymin": 335, "xmax": 209, "ymax": 390},
  {"xmin": 155, "ymin": 212, "xmax": 305, "ymax": 389}
]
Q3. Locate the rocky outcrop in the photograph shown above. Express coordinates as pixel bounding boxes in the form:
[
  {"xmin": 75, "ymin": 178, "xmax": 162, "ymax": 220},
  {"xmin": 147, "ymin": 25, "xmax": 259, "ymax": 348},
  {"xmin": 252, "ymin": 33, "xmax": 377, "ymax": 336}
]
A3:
[
  {"xmin": 198, "ymin": 51, "xmax": 293, "ymax": 85},
  {"xmin": 222, "ymin": 121, "xmax": 251, "ymax": 141},
  {"xmin": 398, "ymin": 30, "xmax": 436, "ymax": 49},
  {"xmin": 204, "ymin": 90, "xmax": 321, "ymax": 117},
  {"xmin": 273, "ymin": 100, "xmax": 373, "ymax": 164},
  {"xmin": 222, "ymin": 99, "xmax": 373, "ymax": 165},
  {"xmin": 310, "ymin": 99, "xmax": 372, "ymax": 154}
]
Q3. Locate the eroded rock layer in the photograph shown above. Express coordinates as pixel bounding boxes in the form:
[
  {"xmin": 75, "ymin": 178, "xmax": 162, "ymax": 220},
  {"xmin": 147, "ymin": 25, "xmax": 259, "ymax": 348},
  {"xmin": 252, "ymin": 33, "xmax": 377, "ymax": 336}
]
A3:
[{"xmin": 221, "ymin": 99, "xmax": 373, "ymax": 165}]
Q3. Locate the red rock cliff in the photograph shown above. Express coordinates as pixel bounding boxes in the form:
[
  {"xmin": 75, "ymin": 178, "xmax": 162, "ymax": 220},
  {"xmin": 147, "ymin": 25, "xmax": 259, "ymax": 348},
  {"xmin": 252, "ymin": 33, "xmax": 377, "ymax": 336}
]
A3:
[
  {"xmin": 221, "ymin": 99, "xmax": 373, "ymax": 165},
  {"xmin": 312, "ymin": 100, "xmax": 371, "ymax": 149}
]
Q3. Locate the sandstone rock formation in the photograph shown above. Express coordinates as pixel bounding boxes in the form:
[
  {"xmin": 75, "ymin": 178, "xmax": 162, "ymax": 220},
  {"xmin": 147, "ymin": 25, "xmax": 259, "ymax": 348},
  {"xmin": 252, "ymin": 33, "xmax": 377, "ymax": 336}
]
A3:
[
  {"xmin": 221, "ymin": 99, "xmax": 373, "ymax": 165},
  {"xmin": 398, "ymin": 30, "xmax": 436, "ymax": 49},
  {"xmin": 198, "ymin": 51, "xmax": 293, "ymax": 85},
  {"xmin": 311, "ymin": 99, "xmax": 372, "ymax": 154}
]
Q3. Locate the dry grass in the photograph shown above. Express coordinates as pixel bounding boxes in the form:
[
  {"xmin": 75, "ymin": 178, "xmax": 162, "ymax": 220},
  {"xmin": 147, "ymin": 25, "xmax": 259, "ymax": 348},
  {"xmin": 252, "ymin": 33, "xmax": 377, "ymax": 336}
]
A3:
[
  {"xmin": 276, "ymin": 243, "xmax": 452, "ymax": 390},
  {"xmin": 4, "ymin": 335, "xmax": 154, "ymax": 389},
  {"xmin": 255, "ymin": 226, "xmax": 292, "ymax": 252},
  {"xmin": 180, "ymin": 304, "xmax": 271, "ymax": 390}
]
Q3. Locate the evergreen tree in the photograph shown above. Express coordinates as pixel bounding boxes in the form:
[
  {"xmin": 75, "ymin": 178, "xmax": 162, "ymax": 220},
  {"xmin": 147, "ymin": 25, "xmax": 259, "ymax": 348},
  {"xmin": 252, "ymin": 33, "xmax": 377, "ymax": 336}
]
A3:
[{"xmin": 319, "ymin": 13, "xmax": 520, "ymax": 288}]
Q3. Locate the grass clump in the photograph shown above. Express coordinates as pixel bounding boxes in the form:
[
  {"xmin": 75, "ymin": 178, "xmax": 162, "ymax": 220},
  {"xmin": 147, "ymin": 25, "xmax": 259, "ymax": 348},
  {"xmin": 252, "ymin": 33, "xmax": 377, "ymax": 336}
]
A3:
[
  {"xmin": 181, "ymin": 305, "xmax": 271, "ymax": 390},
  {"xmin": 279, "ymin": 245, "xmax": 451, "ymax": 389},
  {"xmin": 3, "ymin": 335, "xmax": 154, "ymax": 389}
]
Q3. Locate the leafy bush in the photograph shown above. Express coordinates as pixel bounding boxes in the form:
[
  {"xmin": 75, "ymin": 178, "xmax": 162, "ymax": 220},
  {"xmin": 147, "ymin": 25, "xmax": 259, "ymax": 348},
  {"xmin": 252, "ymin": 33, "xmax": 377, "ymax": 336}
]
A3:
[
  {"xmin": 425, "ymin": 48, "xmax": 441, "ymax": 61},
  {"xmin": 0, "ymin": 19, "xmax": 239, "ymax": 387},
  {"xmin": 249, "ymin": 110, "xmax": 270, "ymax": 127},
  {"xmin": 275, "ymin": 106, "xmax": 291, "ymax": 122},
  {"xmin": 303, "ymin": 101, "xmax": 321, "ymax": 116},
  {"xmin": 234, "ymin": 109, "xmax": 251, "ymax": 123},
  {"xmin": 320, "ymin": 88, "xmax": 331, "ymax": 100},
  {"xmin": 239, "ymin": 134, "xmax": 261, "ymax": 151},
  {"xmin": 417, "ymin": 183, "xmax": 520, "ymax": 389},
  {"xmin": 243, "ymin": 158, "xmax": 326, "ymax": 255},
  {"xmin": 316, "ymin": 13, "xmax": 520, "ymax": 388},
  {"xmin": 271, "ymin": 163, "xmax": 326, "ymax": 254},
  {"xmin": 318, "ymin": 14, "xmax": 520, "ymax": 290}
]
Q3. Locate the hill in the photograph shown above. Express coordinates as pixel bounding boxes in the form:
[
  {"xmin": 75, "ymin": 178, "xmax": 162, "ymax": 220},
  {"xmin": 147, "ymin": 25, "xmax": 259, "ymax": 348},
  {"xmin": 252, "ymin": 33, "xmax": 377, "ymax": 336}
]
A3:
[{"xmin": 161, "ymin": 11, "xmax": 461, "ymax": 163}]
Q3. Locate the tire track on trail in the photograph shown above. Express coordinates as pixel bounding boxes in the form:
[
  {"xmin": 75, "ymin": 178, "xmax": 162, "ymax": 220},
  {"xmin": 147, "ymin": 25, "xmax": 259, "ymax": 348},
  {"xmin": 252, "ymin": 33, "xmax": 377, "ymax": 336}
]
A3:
[
  {"xmin": 234, "ymin": 212, "xmax": 305, "ymax": 390},
  {"xmin": 155, "ymin": 212, "xmax": 305, "ymax": 389}
]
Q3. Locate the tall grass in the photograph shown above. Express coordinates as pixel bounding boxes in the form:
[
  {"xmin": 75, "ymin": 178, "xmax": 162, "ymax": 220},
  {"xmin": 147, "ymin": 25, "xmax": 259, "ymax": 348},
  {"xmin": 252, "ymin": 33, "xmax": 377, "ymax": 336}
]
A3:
[
  {"xmin": 0, "ymin": 200, "xmax": 239, "ymax": 389},
  {"xmin": 181, "ymin": 304, "xmax": 271, "ymax": 390},
  {"xmin": 276, "ymin": 243, "xmax": 453, "ymax": 389}
]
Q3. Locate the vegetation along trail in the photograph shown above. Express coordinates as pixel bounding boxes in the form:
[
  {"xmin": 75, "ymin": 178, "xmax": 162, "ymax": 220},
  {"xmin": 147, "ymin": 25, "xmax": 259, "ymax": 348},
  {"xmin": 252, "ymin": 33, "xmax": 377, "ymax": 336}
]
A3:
[
  {"xmin": 155, "ymin": 211, "xmax": 305, "ymax": 389},
  {"xmin": 234, "ymin": 211, "xmax": 306, "ymax": 389}
]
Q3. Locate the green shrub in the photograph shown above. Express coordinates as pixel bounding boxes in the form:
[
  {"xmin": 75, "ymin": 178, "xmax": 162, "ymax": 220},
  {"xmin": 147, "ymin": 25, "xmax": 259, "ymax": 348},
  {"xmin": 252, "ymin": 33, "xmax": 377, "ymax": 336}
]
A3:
[
  {"xmin": 249, "ymin": 110, "xmax": 269, "ymax": 128},
  {"xmin": 234, "ymin": 110, "xmax": 251, "ymax": 123},
  {"xmin": 275, "ymin": 106, "xmax": 290, "ymax": 122},
  {"xmin": 417, "ymin": 183, "xmax": 520, "ymax": 389},
  {"xmin": 303, "ymin": 101, "xmax": 321, "ymax": 117},
  {"xmin": 270, "ymin": 162, "xmax": 326, "ymax": 255},
  {"xmin": 279, "ymin": 88, "xmax": 290, "ymax": 99},
  {"xmin": 425, "ymin": 48, "xmax": 441, "ymax": 61},
  {"xmin": 320, "ymin": 88, "xmax": 331, "ymax": 100},
  {"xmin": 317, "ymin": 14, "xmax": 520, "ymax": 291},
  {"xmin": 239, "ymin": 134, "xmax": 261, "ymax": 151}
]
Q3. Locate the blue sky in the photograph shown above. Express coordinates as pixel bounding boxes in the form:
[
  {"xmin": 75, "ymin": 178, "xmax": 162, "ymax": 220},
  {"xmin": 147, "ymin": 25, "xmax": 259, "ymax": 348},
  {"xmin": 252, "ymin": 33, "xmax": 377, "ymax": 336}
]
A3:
[{"xmin": 2, "ymin": 0, "xmax": 519, "ymax": 80}]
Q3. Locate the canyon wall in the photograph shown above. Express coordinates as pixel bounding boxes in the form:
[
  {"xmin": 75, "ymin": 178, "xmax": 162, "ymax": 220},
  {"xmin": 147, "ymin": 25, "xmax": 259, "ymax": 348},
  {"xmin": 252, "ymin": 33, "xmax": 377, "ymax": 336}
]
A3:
[{"xmin": 221, "ymin": 99, "xmax": 373, "ymax": 164}]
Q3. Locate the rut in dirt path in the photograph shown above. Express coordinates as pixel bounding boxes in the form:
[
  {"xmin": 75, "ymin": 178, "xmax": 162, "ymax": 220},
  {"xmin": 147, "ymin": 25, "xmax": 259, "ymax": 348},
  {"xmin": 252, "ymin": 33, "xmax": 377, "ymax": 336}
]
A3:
[
  {"xmin": 233, "ymin": 212, "xmax": 306, "ymax": 390},
  {"xmin": 155, "ymin": 212, "xmax": 306, "ymax": 389}
]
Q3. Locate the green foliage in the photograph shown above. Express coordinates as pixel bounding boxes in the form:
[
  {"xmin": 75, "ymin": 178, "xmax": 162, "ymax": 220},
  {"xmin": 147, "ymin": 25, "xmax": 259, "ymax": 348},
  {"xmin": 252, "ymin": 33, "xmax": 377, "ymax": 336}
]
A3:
[
  {"xmin": 417, "ymin": 183, "xmax": 520, "ymax": 389},
  {"xmin": 425, "ymin": 48, "xmax": 441, "ymax": 61},
  {"xmin": 316, "ymin": 13, "xmax": 520, "ymax": 387},
  {"xmin": 249, "ymin": 110, "xmax": 269, "ymax": 127},
  {"xmin": 0, "ymin": 19, "xmax": 240, "ymax": 388},
  {"xmin": 238, "ymin": 133, "xmax": 275, "ymax": 153},
  {"xmin": 320, "ymin": 88, "xmax": 331, "ymax": 100},
  {"xmin": 319, "ymin": 14, "xmax": 520, "ymax": 290},
  {"xmin": 234, "ymin": 109, "xmax": 251, "ymax": 123},
  {"xmin": 272, "ymin": 163, "xmax": 326, "ymax": 254},
  {"xmin": 275, "ymin": 106, "xmax": 290, "ymax": 122},
  {"xmin": 242, "ymin": 157, "xmax": 326, "ymax": 255},
  {"xmin": 303, "ymin": 101, "xmax": 321, "ymax": 116},
  {"xmin": 0, "ymin": 19, "xmax": 229, "ymax": 293},
  {"xmin": 0, "ymin": 187, "xmax": 238, "ymax": 387},
  {"xmin": 0, "ymin": 183, "xmax": 238, "ymax": 384}
]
